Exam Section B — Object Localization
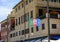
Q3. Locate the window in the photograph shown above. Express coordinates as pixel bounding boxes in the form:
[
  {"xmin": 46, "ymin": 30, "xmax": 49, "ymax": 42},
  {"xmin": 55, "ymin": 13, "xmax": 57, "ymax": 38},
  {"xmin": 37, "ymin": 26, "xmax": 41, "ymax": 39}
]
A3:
[
  {"xmin": 28, "ymin": 12, "xmax": 29, "ymax": 21},
  {"xmin": 36, "ymin": 26, "xmax": 39, "ymax": 31},
  {"xmin": 26, "ymin": 12, "xmax": 29, "ymax": 21},
  {"xmin": 10, "ymin": 18, "xmax": 15, "ymax": 31},
  {"xmin": 22, "ymin": 15, "xmax": 24, "ymax": 23},
  {"xmin": 29, "ymin": 0, "xmax": 31, "ymax": 3},
  {"xmin": 22, "ymin": 3, "xmax": 23, "ymax": 8},
  {"xmin": 59, "ymin": 0, "xmax": 60, "ymax": 3},
  {"xmin": 16, "ymin": 32, "xmax": 18, "ymax": 36},
  {"xmin": 10, "ymin": 34, "xmax": 12, "ymax": 38},
  {"xmin": 10, "ymin": 27, "xmax": 15, "ymax": 31},
  {"xmin": 19, "ymin": 17, "xmax": 20, "ymax": 24},
  {"xmin": 38, "ymin": 9, "xmax": 46, "ymax": 19},
  {"xmin": 26, "ymin": 0, "xmax": 28, "ymax": 5},
  {"xmin": 56, "ymin": 0, "xmax": 58, "ymax": 2},
  {"xmin": 18, "ymin": 6, "xmax": 20, "ymax": 10},
  {"xmin": 13, "ymin": 33, "xmax": 15, "ymax": 37},
  {"xmin": 42, "ymin": 0, "xmax": 45, "ymax": 1},
  {"xmin": 19, "ymin": 31, "xmax": 21, "ymax": 35},
  {"xmin": 45, "ymin": 0, "xmax": 47, "ymax": 1},
  {"xmin": 52, "ymin": 24, "xmax": 57, "ymax": 29},
  {"xmin": 31, "ymin": 10, "xmax": 33, "ymax": 18},
  {"xmin": 22, "ymin": 30, "xmax": 25, "ymax": 35},
  {"xmin": 16, "ymin": 8, "xmax": 17, "ymax": 12},
  {"xmin": 24, "ymin": 14, "xmax": 26, "ymax": 22},
  {"xmin": 29, "ymin": 0, "xmax": 33, "ymax": 3},
  {"xmin": 16, "ymin": 19, "xmax": 17, "ymax": 25},
  {"xmin": 51, "ymin": 0, "xmax": 53, "ymax": 2},
  {"xmin": 32, "ymin": 0, "xmax": 33, "ymax": 1},
  {"xmin": 26, "ymin": 14, "xmax": 28, "ymax": 21},
  {"xmin": 54, "ymin": 0, "xmax": 56, "ymax": 2},
  {"xmin": 21, "ymin": 16, "xmax": 24, "ymax": 23},
  {"xmin": 46, "ymin": 0, "xmax": 50, "ymax": 1},
  {"xmin": 50, "ymin": 14, "xmax": 58, "ymax": 19},
  {"xmin": 31, "ymin": 27, "xmax": 34, "ymax": 33},
  {"xmin": 25, "ymin": 28, "xmax": 29, "ymax": 34},
  {"xmin": 42, "ymin": 24, "xmax": 45, "ymax": 30},
  {"xmin": 21, "ymin": 16, "xmax": 22, "ymax": 23},
  {"xmin": 39, "ymin": 9, "xmax": 43, "ymax": 16}
]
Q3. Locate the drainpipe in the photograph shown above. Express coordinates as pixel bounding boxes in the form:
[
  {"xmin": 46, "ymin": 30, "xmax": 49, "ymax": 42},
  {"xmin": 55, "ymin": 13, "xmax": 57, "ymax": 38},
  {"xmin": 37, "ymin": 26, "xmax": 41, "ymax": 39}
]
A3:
[{"xmin": 46, "ymin": 0, "xmax": 50, "ymax": 42}]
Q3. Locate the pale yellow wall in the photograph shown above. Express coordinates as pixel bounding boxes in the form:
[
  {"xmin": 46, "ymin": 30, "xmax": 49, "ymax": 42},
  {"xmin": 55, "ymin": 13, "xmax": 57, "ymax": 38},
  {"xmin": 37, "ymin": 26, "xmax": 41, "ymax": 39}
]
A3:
[{"xmin": 9, "ymin": 0, "xmax": 60, "ymax": 42}]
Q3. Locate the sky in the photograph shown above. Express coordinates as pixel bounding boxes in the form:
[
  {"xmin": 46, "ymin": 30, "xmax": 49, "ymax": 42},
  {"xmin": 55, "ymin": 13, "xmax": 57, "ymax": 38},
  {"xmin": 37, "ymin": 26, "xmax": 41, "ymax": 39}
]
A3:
[{"xmin": 0, "ymin": 0, "xmax": 21, "ymax": 22}]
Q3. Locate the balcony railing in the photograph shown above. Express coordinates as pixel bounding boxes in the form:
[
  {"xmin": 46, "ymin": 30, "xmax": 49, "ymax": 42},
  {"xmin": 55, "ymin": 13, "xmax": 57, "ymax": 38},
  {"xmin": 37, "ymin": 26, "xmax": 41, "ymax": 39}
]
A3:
[
  {"xmin": 39, "ymin": 14, "xmax": 46, "ymax": 19},
  {"xmin": 36, "ymin": 0, "xmax": 60, "ymax": 8},
  {"xmin": 37, "ymin": 13, "xmax": 59, "ymax": 19}
]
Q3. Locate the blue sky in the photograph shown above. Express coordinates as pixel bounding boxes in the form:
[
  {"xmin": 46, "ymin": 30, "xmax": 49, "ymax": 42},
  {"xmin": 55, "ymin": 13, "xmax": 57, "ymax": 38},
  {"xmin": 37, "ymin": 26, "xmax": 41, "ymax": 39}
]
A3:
[{"xmin": 0, "ymin": 0, "xmax": 21, "ymax": 22}]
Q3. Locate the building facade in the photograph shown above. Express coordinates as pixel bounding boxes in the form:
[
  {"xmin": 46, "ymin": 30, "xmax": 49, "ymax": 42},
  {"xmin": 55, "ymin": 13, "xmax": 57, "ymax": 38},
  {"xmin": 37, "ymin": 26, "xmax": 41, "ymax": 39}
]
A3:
[
  {"xmin": 8, "ymin": 0, "xmax": 60, "ymax": 42},
  {"xmin": 0, "ymin": 0, "xmax": 60, "ymax": 42},
  {"xmin": 1, "ymin": 19, "xmax": 8, "ymax": 42},
  {"xmin": 7, "ymin": 10, "xmax": 15, "ymax": 42}
]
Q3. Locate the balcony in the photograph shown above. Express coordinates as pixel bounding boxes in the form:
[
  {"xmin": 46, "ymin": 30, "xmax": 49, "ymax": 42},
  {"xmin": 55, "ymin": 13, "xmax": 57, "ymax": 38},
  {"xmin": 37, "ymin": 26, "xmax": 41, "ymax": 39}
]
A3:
[
  {"xmin": 35, "ymin": 0, "xmax": 60, "ymax": 8},
  {"xmin": 36, "ymin": 14, "xmax": 46, "ymax": 19}
]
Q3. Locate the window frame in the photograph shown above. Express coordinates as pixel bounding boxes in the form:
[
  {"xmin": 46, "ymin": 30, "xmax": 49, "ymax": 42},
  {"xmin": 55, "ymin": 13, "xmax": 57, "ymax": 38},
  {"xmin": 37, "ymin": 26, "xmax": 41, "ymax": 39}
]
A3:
[
  {"xmin": 31, "ymin": 27, "xmax": 34, "ymax": 33},
  {"xmin": 19, "ymin": 17, "xmax": 20, "ymax": 24},
  {"xmin": 16, "ymin": 19, "xmax": 17, "ymax": 26},
  {"xmin": 52, "ymin": 24, "xmax": 57, "ymax": 29},
  {"xmin": 36, "ymin": 26, "xmax": 39, "ymax": 31},
  {"xmin": 42, "ymin": 24, "xmax": 45, "ymax": 30},
  {"xmin": 30, "ymin": 10, "xmax": 33, "ymax": 18}
]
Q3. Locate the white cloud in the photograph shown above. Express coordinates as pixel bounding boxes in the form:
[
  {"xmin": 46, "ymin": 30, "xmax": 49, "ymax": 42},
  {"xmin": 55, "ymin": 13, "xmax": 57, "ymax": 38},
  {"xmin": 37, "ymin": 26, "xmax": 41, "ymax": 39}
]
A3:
[
  {"xmin": 0, "ymin": 6, "xmax": 12, "ymax": 22},
  {"xmin": 0, "ymin": 6, "xmax": 11, "ymax": 14},
  {"xmin": 0, "ymin": 0, "xmax": 20, "ymax": 22}
]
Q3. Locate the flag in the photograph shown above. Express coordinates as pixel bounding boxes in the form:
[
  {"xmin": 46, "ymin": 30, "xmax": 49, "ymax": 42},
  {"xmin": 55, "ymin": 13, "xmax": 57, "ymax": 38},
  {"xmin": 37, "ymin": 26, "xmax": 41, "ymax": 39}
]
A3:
[
  {"xmin": 33, "ymin": 18, "xmax": 37, "ymax": 26},
  {"xmin": 29, "ymin": 18, "xmax": 33, "ymax": 26},
  {"xmin": 37, "ymin": 18, "xmax": 41, "ymax": 27}
]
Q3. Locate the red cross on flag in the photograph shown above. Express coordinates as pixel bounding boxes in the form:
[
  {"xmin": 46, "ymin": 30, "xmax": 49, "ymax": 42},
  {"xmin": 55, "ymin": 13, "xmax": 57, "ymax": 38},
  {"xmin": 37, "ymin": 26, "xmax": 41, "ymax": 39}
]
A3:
[{"xmin": 33, "ymin": 18, "xmax": 37, "ymax": 26}]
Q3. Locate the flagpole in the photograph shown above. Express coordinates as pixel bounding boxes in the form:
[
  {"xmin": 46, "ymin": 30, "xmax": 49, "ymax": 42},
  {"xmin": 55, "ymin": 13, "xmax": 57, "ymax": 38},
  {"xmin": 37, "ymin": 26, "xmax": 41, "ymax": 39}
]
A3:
[{"xmin": 46, "ymin": 0, "xmax": 50, "ymax": 42}]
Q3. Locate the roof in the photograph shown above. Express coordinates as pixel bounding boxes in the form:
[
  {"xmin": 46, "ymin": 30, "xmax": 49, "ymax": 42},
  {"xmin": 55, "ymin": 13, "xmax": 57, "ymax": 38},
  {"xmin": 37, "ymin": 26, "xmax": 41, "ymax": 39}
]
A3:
[
  {"xmin": 13, "ymin": 0, "xmax": 22, "ymax": 9},
  {"xmin": 0, "ymin": 19, "xmax": 7, "ymax": 24}
]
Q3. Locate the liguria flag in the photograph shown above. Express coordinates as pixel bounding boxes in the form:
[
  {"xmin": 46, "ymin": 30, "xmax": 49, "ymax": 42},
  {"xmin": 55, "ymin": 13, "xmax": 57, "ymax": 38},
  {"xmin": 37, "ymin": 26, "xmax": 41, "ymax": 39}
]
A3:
[
  {"xmin": 29, "ymin": 18, "xmax": 41, "ymax": 27},
  {"xmin": 33, "ymin": 18, "xmax": 37, "ymax": 26}
]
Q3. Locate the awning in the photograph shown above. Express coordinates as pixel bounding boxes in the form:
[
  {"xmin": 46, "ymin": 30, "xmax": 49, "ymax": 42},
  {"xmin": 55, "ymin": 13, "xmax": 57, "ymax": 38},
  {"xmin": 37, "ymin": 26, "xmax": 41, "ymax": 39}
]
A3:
[
  {"xmin": 30, "ymin": 40, "xmax": 36, "ymax": 42},
  {"xmin": 51, "ymin": 36, "xmax": 60, "ymax": 40},
  {"xmin": 35, "ymin": 39, "xmax": 41, "ymax": 42}
]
